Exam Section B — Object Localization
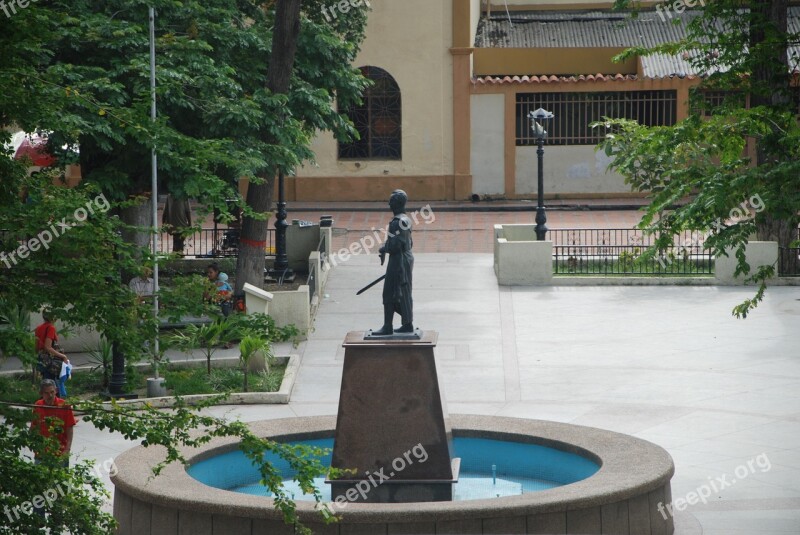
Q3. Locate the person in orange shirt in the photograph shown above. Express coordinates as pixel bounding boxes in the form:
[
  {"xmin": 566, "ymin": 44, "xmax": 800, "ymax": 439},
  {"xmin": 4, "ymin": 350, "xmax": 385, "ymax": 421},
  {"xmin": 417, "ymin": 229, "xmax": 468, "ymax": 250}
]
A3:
[{"xmin": 30, "ymin": 379, "xmax": 77, "ymax": 465}]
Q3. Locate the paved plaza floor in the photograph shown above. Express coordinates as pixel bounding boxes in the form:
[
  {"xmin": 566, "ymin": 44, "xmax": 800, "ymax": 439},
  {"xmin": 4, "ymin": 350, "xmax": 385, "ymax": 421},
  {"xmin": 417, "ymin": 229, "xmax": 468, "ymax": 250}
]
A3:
[{"xmin": 54, "ymin": 208, "xmax": 800, "ymax": 534}]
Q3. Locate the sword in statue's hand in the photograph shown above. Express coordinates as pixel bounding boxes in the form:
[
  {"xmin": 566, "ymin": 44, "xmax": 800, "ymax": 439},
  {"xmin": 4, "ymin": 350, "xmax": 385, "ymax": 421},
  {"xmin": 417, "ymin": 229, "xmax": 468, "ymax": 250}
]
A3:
[{"xmin": 356, "ymin": 274, "xmax": 385, "ymax": 295}]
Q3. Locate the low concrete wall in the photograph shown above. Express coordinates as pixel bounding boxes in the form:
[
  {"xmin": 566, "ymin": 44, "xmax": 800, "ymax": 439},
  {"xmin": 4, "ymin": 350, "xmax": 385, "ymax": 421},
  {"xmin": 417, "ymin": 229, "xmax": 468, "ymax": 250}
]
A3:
[
  {"xmin": 270, "ymin": 285, "xmax": 311, "ymax": 340},
  {"xmin": 715, "ymin": 241, "xmax": 779, "ymax": 285},
  {"xmin": 112, "ymin": 415, "xmax": 675, "ymax": 535},
  {"xmin": 101, "ymin": 355, "xmax": 300, "ymax": 408},
  {"xmin": 494, "ymin": 224, "xmax": 553, "ymax": 285},
  {"xmin": 287, "ymin": 223, "xmax": 321, "ymax": 272}
]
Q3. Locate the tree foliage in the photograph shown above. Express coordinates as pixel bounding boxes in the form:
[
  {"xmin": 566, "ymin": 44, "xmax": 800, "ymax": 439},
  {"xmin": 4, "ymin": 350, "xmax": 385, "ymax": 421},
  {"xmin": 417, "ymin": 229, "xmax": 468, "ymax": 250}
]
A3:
[
  {"xmin": 0, "ymin": 395, "xmax": 336, "ymax": 534},
  {"xmin": 599, "ymin": 0, "xmax": 800, "ymax": 316},
  {"xmin": 1, "ymin": 1, "xmax": 370, "ymax": 529}
]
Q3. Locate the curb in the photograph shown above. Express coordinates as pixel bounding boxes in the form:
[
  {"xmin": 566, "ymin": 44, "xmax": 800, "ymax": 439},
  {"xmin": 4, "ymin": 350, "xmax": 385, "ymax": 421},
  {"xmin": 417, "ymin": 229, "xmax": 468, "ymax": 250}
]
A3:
[{"xmin": 99, "ymin": 355, "xmax": 300, "ymax": 408}]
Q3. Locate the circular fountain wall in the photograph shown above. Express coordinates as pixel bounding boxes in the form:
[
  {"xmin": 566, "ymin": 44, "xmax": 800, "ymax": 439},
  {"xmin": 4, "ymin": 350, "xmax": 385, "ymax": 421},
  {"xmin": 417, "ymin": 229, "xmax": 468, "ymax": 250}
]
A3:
[{"xmin": 111, "ymin": 415, "xmax": 675, "ymax": 535}]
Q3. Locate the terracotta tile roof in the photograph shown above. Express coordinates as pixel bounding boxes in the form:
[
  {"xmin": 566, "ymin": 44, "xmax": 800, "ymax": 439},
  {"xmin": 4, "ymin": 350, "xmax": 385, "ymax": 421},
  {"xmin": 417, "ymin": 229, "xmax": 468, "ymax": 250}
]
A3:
[{"xmin": 472, "ymin": 73, "xmax": 699, "ymax": 85}]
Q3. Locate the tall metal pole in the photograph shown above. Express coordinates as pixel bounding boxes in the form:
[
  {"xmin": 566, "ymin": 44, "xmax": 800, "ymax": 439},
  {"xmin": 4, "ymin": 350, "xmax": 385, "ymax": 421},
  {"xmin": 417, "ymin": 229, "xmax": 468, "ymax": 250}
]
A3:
[
  {"xmin": 149, "ymin": 6, "xmax": 160, "ymax": 374},
  {"xmin": 271, "ymin": 170, "xmax": 292, "ymax": 279},
  {"xmin": 535, "ymin": 135, "xmax": 548, "ymax": 241}
]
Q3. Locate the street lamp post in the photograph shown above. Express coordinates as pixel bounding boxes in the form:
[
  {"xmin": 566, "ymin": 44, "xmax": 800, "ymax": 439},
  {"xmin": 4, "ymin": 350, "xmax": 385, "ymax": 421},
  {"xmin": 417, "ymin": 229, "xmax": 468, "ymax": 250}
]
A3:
[
  {"xmin": 528, "ymin": 108, "xmax": 554, "ymax": 241},
  {"xmin": 269, "ymin": 170, "xmax": 293, "ymax": 282}
]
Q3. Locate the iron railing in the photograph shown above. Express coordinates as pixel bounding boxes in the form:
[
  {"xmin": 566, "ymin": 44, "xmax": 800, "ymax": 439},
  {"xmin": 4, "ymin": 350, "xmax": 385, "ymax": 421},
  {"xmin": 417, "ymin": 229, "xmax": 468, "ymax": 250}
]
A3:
[
  {"xmin": 159, "ymin": 229, "xmax": 275, "ymax": 258},
  {"xmin": 550, "ymin": 228, "xmax": 714, "ymax": 276},
  {"xmin": 779, "ymin": 248, "xmax": 800, "ymax": 277},
  {"xmin": 779, "ymin": 226, "xmax": 800, "ymax": 277}
]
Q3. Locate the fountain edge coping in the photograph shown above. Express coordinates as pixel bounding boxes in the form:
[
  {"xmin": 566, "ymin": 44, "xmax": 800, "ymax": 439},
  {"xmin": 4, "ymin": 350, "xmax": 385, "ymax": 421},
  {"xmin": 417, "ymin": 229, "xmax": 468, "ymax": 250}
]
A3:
[{"xmin": 111, "ymin": 414, "xmax": 674, "ymax": 524}]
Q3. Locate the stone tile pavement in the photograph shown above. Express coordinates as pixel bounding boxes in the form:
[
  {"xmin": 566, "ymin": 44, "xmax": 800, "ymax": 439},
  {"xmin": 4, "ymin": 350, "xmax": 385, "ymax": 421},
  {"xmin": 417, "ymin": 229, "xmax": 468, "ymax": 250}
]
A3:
[{"xmin": 30, "ymin": 209, "xmax": 800, "ymax": 534}]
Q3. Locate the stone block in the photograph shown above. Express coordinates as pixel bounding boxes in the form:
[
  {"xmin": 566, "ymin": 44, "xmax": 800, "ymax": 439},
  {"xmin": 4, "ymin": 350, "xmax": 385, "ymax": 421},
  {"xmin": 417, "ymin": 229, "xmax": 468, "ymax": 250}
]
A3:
[
  {"xmin": 482, "ymin": 515, "xmax": 525, "ymax": 534},
  {"xmin": 628, "ymin": 493, "xmax": 652, "ymax": 535},
  {"xmin": 212, "ymin": 515, "xmax": 252, "ymax": 535},
  {"xmin": 113, "ymin": 489, "xmax": 132, "ymax": 535},
  {"xmin": 151, "ymin": 505, "xmax": 179, "ymax": 535},
  {"xmin": 566, "ymin": 506, "xmax": 601, "ymax": 534},
  {"xmin": 649, "ymin": 484, "xmax": 671, "ymax": 535},
  {"xmin": 436, "ymin": 518, "xmax": 482, "ymax": 534},
  {"xmin": 130, "ymin": 498, "xmax": 152, "ymax": 535},
  {"xmin": 601, "ymin": 501, "xmax": 629, "ymax": 534},
  {"xmin": 528, "ymin": 511, "xmax": 566, "ymax": 534},
  {"xmin": 177, "ymin": 510, "xmax": 212, "ymax": 535},
  {"xmin": 387, "ymin": 522, "xmax": 437, "ymax": 534}
]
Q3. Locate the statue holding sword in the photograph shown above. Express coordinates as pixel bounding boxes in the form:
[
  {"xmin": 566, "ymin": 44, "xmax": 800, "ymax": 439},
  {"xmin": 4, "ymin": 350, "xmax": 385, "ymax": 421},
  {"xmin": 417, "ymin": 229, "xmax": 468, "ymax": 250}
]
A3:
[{"xmin": 358, "ymin": 189, "xmax": 415, "ymax": 336}]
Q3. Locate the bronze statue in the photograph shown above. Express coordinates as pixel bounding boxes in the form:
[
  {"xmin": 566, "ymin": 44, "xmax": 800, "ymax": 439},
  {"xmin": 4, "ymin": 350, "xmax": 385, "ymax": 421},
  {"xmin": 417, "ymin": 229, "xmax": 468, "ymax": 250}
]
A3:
[{"xmin": 372, "ymin": 190, "xmax": 414, "ymax": 335}]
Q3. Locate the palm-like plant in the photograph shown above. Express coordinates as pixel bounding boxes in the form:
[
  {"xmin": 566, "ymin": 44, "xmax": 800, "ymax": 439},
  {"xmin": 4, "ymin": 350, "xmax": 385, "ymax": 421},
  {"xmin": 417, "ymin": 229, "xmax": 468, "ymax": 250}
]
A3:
[
  {"xmin": 238, "ymin": 335, "xmax": 272, "ymax": 393},
  {"xmin": 168, "ymin": 319, "xmax": 235, "ymax": 376},
  {"xmin": 0, "ymin": 300, "xmax": 36, "ymax": 377},
  {"xmin": 84, "ymin": 336, "xmax": 114, "ymax": 389}
]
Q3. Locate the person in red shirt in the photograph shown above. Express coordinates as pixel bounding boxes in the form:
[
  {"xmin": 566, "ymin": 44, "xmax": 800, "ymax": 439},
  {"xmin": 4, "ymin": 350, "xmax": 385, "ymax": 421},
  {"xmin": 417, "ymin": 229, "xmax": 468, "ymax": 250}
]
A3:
[
  {"xmin": 34, "ymin": 310, "xmax": 69, "ymax": 396},
  {"xmin": 30, "ymin": 379, "xmax": 76, "ymax": 464}
]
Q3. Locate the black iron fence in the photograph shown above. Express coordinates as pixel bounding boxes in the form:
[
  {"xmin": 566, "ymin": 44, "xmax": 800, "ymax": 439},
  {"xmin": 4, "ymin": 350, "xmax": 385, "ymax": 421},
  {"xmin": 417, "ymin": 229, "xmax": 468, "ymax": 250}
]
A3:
[
  {"xmin": 159, "ymin": 228, "xmax": 276, "ymax": 258},
  {"xmin": 779, "ymin": 226, "xmax": 800, "ymax": 277},
  {"xmin": 550, "ymin": 228, "xmax": 714, "ymax": 276},
  {"xmin": 779, "ymin": 248, "xmax": 800, "ymax": 276}
]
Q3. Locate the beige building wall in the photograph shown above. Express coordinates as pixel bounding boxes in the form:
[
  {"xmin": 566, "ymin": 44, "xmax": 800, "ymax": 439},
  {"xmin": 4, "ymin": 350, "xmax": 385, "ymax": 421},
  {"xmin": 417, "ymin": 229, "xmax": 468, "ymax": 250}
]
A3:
[
  {"xmin": 469, "ymin": 0, "xmax": 482, "ymax": 49},
  {"xmin": 516, "ymin": 145, "xmax": 627, "ymax": 196},
  {"xmin": 295, "ymin": 0, "xmax": 456, "ymax": 200},
  {"xmin": 470, "ymin": 94, "xmax": 505, "ymax": 194}
]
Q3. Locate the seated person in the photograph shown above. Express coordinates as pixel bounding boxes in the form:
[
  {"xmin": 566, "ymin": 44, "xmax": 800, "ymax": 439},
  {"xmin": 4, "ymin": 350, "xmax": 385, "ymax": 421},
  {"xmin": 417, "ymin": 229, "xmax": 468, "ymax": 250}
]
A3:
[{"xmin": 215, "ymin": 273, "xmax": 233, "ymax": 317}]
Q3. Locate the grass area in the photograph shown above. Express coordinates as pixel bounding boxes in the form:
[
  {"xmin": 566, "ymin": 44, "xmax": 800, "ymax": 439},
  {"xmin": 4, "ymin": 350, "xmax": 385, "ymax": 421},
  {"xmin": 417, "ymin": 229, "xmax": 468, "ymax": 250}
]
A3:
[
  {"xmin": 164, "ymin": 364, "xmax": 287, "ymax": 396},
  {"xmin": 553, "ymin": 257, "xmax": 714, "ymax": 276},
  {"xmin": 0, "ymin": 363, "xmax": 286, "ymax": 404}
]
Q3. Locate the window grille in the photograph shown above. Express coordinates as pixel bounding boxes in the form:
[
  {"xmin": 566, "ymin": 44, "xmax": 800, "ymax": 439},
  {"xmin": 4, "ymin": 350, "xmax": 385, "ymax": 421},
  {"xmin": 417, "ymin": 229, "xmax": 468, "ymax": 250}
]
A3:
[{"xmin": 516, "ymin": 91, "xmax": 677, "ymax": 146}]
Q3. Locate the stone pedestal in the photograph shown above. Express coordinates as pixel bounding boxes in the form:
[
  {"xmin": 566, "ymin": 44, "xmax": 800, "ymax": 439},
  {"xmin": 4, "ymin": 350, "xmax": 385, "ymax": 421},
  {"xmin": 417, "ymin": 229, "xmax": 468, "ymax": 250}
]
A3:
[{"xmin": 329, "ymin": 331, "xmax": 458, "ymax": 503}]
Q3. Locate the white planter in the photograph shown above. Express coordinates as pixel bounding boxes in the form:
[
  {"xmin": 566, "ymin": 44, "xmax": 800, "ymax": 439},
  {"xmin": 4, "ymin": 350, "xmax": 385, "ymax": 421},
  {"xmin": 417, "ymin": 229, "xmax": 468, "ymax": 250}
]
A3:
[
  {"xmin": 146, "ymin": 377, "xmax": 168, "ymax": 397},
  {"xmin": 714, "ymin": 241, "xmax": 779, "ymax": 285},
  {"xmin": 494, "ymin": 224, "xmax": 553, "ymax": 285}
]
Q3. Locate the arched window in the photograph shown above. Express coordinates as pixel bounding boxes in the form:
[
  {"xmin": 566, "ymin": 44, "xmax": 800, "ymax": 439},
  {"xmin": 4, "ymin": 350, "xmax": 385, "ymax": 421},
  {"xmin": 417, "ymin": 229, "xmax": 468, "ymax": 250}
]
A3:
[{"xmin": 339, "ymin": 66, "xmax": 402, "ymax": 160}]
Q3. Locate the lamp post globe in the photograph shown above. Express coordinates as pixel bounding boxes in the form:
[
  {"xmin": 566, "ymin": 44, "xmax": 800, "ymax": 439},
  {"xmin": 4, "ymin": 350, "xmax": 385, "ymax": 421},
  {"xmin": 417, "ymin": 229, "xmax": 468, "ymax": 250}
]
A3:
[{"xmin": 527, "ymin": 108, "xmax": 554, "ymax": 241}]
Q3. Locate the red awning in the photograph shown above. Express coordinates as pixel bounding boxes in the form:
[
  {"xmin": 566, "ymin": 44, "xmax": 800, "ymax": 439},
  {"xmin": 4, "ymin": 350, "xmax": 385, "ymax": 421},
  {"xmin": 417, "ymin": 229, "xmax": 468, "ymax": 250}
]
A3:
[{"xmin": 14, "ymin": 136, "xmax": 56, "ymax": 167}]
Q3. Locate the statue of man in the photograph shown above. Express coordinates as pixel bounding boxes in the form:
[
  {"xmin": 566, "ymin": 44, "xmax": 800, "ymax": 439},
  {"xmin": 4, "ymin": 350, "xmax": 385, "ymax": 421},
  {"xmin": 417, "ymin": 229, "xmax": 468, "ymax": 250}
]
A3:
[{"xmin": 373, "ymin": 190, "xmax": 414, "ymax": 335}]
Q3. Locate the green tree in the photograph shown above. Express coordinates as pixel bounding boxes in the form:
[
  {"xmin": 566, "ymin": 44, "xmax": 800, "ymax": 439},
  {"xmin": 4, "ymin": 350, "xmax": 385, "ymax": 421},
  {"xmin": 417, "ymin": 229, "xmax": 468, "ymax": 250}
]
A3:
[
  {"xmin": 599, "ymin": 0, "xmax": 800, "ymax": 316},
  {"xmin": 0, "ymin": 0, "xmax": 371, "ymax": 289},
  {"xmin": 0, "ymin": 395, "xmax": 336, "ymax": 534}
]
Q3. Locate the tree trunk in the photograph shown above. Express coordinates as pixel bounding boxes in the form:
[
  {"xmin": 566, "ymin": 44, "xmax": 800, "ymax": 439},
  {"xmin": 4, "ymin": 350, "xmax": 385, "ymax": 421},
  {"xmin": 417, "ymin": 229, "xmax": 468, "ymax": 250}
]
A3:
[
  {"xmin": 757, "ymin": 214, "xmax": 796, "ymax": 275},
  {"xmin": 119, "ymin": 198, "xmax": 153, "ymax": 254},
  {"xmin": 749, "ymin": 0, "xmax": 795, "ymax": 273},
  {"xmin": 235, "ymin": 0, "xmax": 304, "ymax": 293}
]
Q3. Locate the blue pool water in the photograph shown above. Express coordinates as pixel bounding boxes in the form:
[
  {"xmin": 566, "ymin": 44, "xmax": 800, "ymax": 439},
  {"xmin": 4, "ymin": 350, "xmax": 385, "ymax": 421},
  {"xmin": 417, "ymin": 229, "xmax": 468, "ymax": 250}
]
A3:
[{"xmin": 188, "ymin": 438, "xmax": 599, "ymax": 501}]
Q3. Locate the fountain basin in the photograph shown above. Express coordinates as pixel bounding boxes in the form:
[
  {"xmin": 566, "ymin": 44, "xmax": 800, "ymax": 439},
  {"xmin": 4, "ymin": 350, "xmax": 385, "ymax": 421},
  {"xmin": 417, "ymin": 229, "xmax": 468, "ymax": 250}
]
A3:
[
  {"xmin": 112, "ymin": 415, "xmax": 675, "ymax": 534},
  {"xmin": 188, "ymin": 437, "xmax": 600, "ymax": 501}
]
